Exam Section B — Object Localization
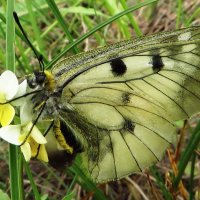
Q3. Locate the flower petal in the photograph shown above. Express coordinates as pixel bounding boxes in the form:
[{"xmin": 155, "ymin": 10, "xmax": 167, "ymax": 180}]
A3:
[
  {"xmin": 0, "ymin": 104, "xmax": 15, "ymax": 126},
  {"xmin": 0, "ymin": 125, "xmax": 21, "ymax": 145},
  {"xmin": 22, "ymin": 122, "xmax": 47, "ymax": 144},
  {"xmin": 21, "ymin": 142, "xmax": 31, "ymax": 162},
  {"xmin": 0, "ymin": 71, "xmax": 19, "ymax": 100},
  {"xmin": 16, "ymin": 79, "xmax": 27, "ymax": 97},
  {"xmin": 20, "ymin": 101, "xmax": 33, "ymax": 124},
  {"xmin": 31, "ymin": 125, "xmax": 47, "ymax": 144},
  {"xmin": 29, "ymin": 138, "xmax": 39, "ymax": 157},
  {"xmin": 36, "ymin": 144, "xmax": 48, "ymax": 162},
  {"xmin": 12, "ymin": 79, "xmax": 27, "ymax": 106}
]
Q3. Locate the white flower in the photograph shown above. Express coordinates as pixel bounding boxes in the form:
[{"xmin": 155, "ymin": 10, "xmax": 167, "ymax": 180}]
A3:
[
  {"xmin": 19, "ymin": 122, "xmax": 48, "ymax": 162},
  {"xmin": 0, "ymin": 70, "xmax": 27, "ymax": 126},
  {"xmin": 0, "ymin": 70, "xmax": 48, "ymax": 162},
  {"xmin": 20, "ymin": 98, "xmax": 34, "ymax": 125},
  {"xmin": 0, "ymin": 122, "xmax": 48, "ymax": 162}
]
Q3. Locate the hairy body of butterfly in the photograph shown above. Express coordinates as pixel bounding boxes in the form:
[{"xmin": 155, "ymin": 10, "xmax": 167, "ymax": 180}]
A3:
[{"xmin": 28, "ymin": 26, "xmax": 200, "ymax": 183}]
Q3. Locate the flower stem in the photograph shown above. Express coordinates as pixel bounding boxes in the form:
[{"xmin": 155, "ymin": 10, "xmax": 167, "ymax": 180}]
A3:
[
  {"xmin": 7, "ymin": 0, "xmax": 24, "ymax": 199},
  {"xmin": 9, "ymin": 145, "xmax": 21, "ymax": 200}
]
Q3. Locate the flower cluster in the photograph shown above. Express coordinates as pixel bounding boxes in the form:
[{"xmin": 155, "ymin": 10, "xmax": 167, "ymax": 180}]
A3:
[{"xmin": 0, "ymin": 70, "xmax": 48, "ymax": 162}]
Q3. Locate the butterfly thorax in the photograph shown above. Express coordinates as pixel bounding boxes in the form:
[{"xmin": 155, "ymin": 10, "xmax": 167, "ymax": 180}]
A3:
[
  {"xmin": 27, "ymin": 70, "xmax": 84, "ymax": 165},
  {"xmin": 27, "ymin": 70, "xmax": 62, "ymax": 120}
]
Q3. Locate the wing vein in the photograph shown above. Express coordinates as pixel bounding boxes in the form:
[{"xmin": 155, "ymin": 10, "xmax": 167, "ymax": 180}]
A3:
[
  {"xmin": 70, "ymin": 86, "xmax": 163, "ymax": 109},
  {"xmin": 115, "ymin": 107, "xmax": 174, "ymax": 144},
  {"xmin": 142, "ymin": 79, "xmax": 189, "ymax": 117},
  {"xmin": 108, "ymin": 134, "xmax": 118, "ymax": 180},
  {"xmin": 166, "ymin": 56, "xmax": 200, "ymax": 69},
  {"xmin": 119, "ymin": 131, "xmax": 142, "ymax": 171},
  {"xmin": 158, "ymin": 72, "xmax": 200, "ymax": 100},
  {"xmin": 161, "ymin": 69, "xmax": 200, "ymax": 84},
  {"xmin": 126, "ymin": 130, "xmax": 159, "ymax": 161}
]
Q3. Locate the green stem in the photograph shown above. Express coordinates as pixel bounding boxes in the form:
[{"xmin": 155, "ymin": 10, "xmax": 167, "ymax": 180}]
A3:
[
  {"xmin": 119, "ymin": 0, "xmax": 142, "ymax": 36},
  {"xmin": 46, "ymin": 0, "xmax": 79, "ymax": 54},
  {"xmin": 6, "ymin": 0, "xmax": 15, "ymax": 71},
  {"xmin": 23, "ymin": 158, "xmax": 41, "ymax": 200},
  {"xmin": 18, "ymin": 153, "xmax": 25, "ymax": 200},
  {"xmin": 9, "ymin": 145, "xmax": 20, "ymax": 200},
  {"xmin": 189, "ymin": 153, "xmax": 196, "ymax": 200},
  {"xmin": 7, "ymin": 0, "xmax": 24, "ymax": 199},
  {"xmin": 173, "ymin": 121, "xmax": 200, "ymax": 188},
  {"xmin": 176, "ymin": 0, "xmax": 182, "ymax": 29}
]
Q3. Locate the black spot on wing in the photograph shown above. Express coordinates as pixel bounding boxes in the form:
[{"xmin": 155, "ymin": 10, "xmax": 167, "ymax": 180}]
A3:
[
  {"xmin": 110, "ymin": 58, "xmax": 127, "ymax": 76},
  {"xmin": 151, "ymin": 54, "xmax": 164, "ymax": 72},
  {"xmin": 122, "ymin": 93, "xmax": 131, "ymax": 104},
  {"xmin": 124, "ymin": 120, "xmax": 135, "ymax": 132}
]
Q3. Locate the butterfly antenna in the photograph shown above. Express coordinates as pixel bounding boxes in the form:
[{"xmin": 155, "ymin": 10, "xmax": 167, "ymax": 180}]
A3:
[{"xmin": 13, "ymin": 12, "xmax": 44, "ymax": 71}]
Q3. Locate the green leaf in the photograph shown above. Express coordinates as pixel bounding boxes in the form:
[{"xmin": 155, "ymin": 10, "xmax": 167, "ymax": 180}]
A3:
[
  {"xmin": 0, "ymin": 189, "xmax": 10, "ymax": 200},
  {"xmin": 62, "ymin": 192, "xmax": 74, "ymax": 200}
]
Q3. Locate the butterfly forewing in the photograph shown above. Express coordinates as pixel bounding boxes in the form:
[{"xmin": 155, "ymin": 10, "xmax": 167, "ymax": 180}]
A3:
[{"xmin": 51, "ymin": 26, "xmax": 200, "ymax": 182}]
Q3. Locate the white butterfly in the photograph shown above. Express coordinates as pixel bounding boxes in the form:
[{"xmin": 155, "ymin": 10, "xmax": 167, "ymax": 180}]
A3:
[{"xmin": 27, "ymin": 26, "xmax": 200, "ymax": 183}]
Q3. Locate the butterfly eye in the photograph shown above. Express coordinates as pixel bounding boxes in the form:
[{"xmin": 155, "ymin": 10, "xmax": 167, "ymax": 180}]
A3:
[
  {"xmin": 34, "ymin": 71, "xmax": 46, "ymax": 84},
  {"xmin": 27, "ymin": 71, "xmax": 46, "ymax": 89}
]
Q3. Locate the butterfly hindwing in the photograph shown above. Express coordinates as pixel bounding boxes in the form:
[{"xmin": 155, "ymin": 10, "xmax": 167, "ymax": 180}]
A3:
[
  {"xmin": 58, "ymin": 100, "xmax": 172, "ymax": 182},
  {"xmin": 52, "ymin": 26, "xmax": 200, "ymax": 182}
]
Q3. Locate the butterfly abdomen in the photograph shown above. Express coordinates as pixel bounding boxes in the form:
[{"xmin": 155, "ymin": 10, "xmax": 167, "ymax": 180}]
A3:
[
  {"xmin": 54, "ymin": 119, "xmax": 84, "ymax": 153},
  {"xmin": 54, "ymin": 119, "xmax": 73, "ymax": 154},
  {"xmin": 46, "ymin": 119, "xmax": 84, "ymax": 169}
]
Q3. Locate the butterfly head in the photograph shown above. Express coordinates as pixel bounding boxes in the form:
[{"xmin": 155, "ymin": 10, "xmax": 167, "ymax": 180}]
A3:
[{"xmin": 27, "ymin": 70, "xmax": 55, "ymax": 91}]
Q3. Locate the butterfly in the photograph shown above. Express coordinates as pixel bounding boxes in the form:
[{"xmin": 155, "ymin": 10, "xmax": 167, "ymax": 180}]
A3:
[{"xmin": 25, "ymin": 26, "xmax": 200, "ymax": 183}]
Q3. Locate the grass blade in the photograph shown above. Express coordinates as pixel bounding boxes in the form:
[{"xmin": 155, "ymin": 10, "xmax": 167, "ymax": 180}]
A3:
[{"xmin": 46, "ymin": 0, "xmax": 158, "ymax": 69}]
